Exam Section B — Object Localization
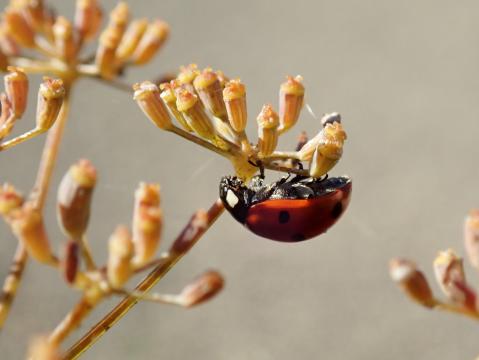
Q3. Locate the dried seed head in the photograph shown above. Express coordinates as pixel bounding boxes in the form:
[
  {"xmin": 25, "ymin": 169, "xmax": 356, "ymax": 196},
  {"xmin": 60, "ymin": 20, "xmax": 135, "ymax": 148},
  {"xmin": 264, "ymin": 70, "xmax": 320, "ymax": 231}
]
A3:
[
  {"xmin": 176, "ymin": 88, "xmax": 216, "ymax": 140},
  {"xmin": 4, "ymin": 67, "xmax": 28, "ymax": 118},
  {"xmin": 3, "ymin": 7, "xmax": 35, "ymax": 48},
  {"xmin": 0, "ymin": 183, "xmax": 24, "ymax": 217},
  {"xmin": 433, "ymin": 249, "xmax": 475, "ymax": 310},
  {"xmin": 133, "ymin": 81, "xmax": 172, "ymax": 130},
  {"xmin": 279, "ymin": 75, "xmax": 304, "ymax": 133},
  {"xmin": 116, "ymin": 18, "xmax": 148, "ymax": 61},
  {"xmin": 223, "ymin": 79, "xmax": 247, "ymax": 132},
  {"xmin": 57, "ymin": 159, "xmax": 97, "ymax": 239},
  {"xmin": 75, "ymin": 0, "xmax": 103, "ymax": 41},
  {"xmin": 27, "ymin": 336, "xmax": 61, "ymax": 360},
  {"xmin": 257, "ymin": 104, "xmax": 279, "ymax": 157},
  {"xmin": 299, "ymin": 122, "xmax": 346, "ymax": 161},
  {"xmin": 36, "ymin": 77, "xmax": 65, "ymax": 131},
  {"xmin": 107, "ymin": 225, "xmax": 133, "ymax": 288},
  {"xmin": 52, "ymin": 16, "xmax": 76, "ymax": 63},
  {"xmin": 132, "ymin": 20, "xmax": 169, "ymax": 65},
  {"xmin": 10, "ymin": 204, "xmax": 55, "ymax": 264},
  {"xmin": 109, "ymin": 1, "xmax": 129, "ymax": 36},
  {"xmin": 465, "ymin": 210, "xmax": 479, "ymax": 270},
  {"xmin": 179, "ymin": 270, "xmax": 224, "ymax": 307},
  {"xmin": 131, "ymin": 182, "xmax": 162, "ymax": 266},
  {"xmin": 62, "ymin": 240, "xmax": 79, "ymax": 285},
  {"xmin": 321, "ymin": 112, "xmax": 341, "ymax": 127},
  {"xmin": 96, "ymin": 27, "xmax": 122, "ymax": 79},
  {"xmin": 193, "ymin": 68, "xmax": 227, "ymax": 119},
  {"xmin": 389, "ymin": 258, "xmax": 435, "ymax": 308}
]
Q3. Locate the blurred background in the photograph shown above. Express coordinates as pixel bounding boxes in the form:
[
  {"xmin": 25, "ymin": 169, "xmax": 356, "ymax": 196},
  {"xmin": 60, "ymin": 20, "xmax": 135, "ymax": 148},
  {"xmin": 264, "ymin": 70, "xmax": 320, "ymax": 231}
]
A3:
[{"xmin": 1, "ymin": 0, "xmax": 479, "ymax": 358}]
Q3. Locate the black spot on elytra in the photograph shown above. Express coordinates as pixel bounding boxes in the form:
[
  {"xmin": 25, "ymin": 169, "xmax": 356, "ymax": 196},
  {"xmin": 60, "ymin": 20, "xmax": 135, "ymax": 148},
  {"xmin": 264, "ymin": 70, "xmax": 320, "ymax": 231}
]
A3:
[
  {"xmin": 291, "ymin": 233, "xmax": 306, "ymax": 242},
  {"xmin": 331, "ymin": 202, "xmax": 343, "ymax": 219},
  {"xmin": 278, "ymin": 211, "xmax": 290, "ymax": 224}
]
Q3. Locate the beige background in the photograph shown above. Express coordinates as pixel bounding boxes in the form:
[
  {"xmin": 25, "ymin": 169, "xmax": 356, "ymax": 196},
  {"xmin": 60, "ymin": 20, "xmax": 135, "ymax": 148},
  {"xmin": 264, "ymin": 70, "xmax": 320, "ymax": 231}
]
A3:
[{"xmin": 1, "ymin": 0, "xmax": 479, "ymax": 358}]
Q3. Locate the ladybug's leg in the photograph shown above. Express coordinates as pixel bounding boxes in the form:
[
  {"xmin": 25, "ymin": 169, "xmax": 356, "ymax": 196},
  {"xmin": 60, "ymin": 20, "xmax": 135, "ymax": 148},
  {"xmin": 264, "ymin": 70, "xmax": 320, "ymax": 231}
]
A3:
[{"xmin": 248, "ymin": 159, "xmax": 265, "ymax": 180}]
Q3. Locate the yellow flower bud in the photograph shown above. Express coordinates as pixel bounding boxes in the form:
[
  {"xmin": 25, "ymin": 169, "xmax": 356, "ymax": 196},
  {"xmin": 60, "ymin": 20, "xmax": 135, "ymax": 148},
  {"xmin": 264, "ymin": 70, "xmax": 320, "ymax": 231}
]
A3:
[
  {"xmin": 278, "ymin": 75, "xmax": 304, "ymax": 133},
  {"xmin": 256, "ymin": 104, "xmax": 279, "ymax": 157},
  {"xmin": 179, "ymin": 270, "xmax": 224, "ymax": 307},
  {"xmin": 132, "ymin": 20, "xmax": 169, "ymax": 65},
  {"xmin": 223, "ymin": 79, "xmax": 247, "ymax": 132},
  {"xmin": 107, "ymin": 225, "xmax": 133, "ymax": 288},
  {"xmin": 159, "ymin": 82, "xmax": 192, "ymax": 131},
  {"xmin": 0, "ymin": 183, "xmax": 24, "ymax": 217},
  {"xmin": 52, "ymin": 16, "xmax": 77, "ymax": 63},
  {"xmin": 4, "ymin": 67, "xmax": 28, "ymax": 118},
  {"xmin": 193, "ymin": 68, "xmax": 227, "ymax": 120},
  {"xmin": 3, "ymin": 7, "xmax": 35, "ymax": 48},
  {"xmin": 116, "ymin": 18, "xmax": 148, "ymax": 61},
  {"xmin": 133, "ymin": 81, "xmax": 172, "ymax": 130},
  {"xmin": 74, "ymin": 0, "xmax": 103, "ymax": 41}
]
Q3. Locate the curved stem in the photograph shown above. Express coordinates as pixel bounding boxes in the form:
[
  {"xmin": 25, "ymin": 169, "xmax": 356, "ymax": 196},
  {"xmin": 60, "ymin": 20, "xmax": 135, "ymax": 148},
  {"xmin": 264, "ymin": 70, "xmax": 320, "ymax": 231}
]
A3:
[
  {"xmin": 0, "ymin": 83, "xmax": 73, "ymax": 329},
  {"xmin": 62, "ymin": 199, "xmax": 225, "ymax": 360},
  {"xmin": 433, "ymin": 299, "xmax": 479, "ymax": 321},
  {"xmin": 0, "ymin": 128, "xmax": 44, "ymax": 151}
]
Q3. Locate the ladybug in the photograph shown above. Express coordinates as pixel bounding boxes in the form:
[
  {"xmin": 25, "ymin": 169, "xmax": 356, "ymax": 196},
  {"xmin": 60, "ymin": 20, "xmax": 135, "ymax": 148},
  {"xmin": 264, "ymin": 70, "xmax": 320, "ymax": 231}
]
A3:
[{"xmin": 219, "ymin": 174, "xmax": 351, "ymax": 242}]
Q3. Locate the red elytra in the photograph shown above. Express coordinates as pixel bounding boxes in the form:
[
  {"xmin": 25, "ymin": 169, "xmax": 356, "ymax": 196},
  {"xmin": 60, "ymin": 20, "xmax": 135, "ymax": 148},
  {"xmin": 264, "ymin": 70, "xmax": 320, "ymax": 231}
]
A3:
[
  {"xmin": 245, "ymin": 181, "xmax": 351, "ymax": 242},
  {"xmin": 219, "ymin": 175, "xmax": 352, "ymax": 242}
]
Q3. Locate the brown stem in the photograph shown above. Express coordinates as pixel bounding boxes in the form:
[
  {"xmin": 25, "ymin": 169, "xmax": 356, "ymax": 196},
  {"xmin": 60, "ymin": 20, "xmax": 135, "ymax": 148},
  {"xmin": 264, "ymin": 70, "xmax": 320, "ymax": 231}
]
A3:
[
  {"xmin": 0, "ymin": 84, "xmax": 73, "ymax": 329},
  {"xmin": 62, "ymin": 199, "xmax": 225, "ymax": 360}
]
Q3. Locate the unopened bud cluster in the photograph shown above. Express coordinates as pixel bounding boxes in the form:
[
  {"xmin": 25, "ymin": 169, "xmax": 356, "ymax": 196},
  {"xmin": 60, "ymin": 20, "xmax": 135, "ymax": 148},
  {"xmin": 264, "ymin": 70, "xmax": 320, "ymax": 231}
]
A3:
[
  {"xmin": 135, "ymin": 65, "xmax": 347, "ymax": 181},
  {"xmin": 390, "ymin": 209, "xmax": 479, "ymax": 317}
]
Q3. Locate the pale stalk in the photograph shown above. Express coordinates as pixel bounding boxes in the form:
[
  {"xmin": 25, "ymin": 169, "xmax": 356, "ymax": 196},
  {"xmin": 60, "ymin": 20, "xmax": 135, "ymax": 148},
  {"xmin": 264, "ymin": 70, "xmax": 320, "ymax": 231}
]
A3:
[
  {"xmin": 0, "ymin": 84, "xmax": 73, "ymax": 329},
  {"xmin": 0, "ymin": 128, "xmax": 45, "ymax": 151},
  {"xmin": 78, "ymin": 235, "xmax": 97, "ymax": 271},
  {"xmin": 433, "ymin": 299, "xmax": 479, "ymax": 321},
  {"xmin": 62, "ymin": 199, "xmax": 225, "ymax": 360},
  {"xmin": 9, "ymin": 57, "xmax": 67, "ymax": 76}
]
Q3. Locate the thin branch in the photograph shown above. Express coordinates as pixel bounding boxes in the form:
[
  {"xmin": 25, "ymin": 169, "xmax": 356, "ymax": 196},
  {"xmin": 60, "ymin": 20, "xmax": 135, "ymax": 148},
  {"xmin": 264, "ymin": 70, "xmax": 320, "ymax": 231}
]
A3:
[
  {"xmin": 0, "ymin": 128, "xmax": 45, "ymax": 151},
  {"xmin": 433, "ymin": 299, "xmax": 479, "ymax": 321},
  {"xmin": 9, "ymin": 57, "xmax": 67, "ymax": 77},
  {"xmin": 0, "ymin": 84, "xmax": 73, "ymax": 329},
  {"xmin": 62, "ymin": 199, "xmax": 225, "ymax": 360}
]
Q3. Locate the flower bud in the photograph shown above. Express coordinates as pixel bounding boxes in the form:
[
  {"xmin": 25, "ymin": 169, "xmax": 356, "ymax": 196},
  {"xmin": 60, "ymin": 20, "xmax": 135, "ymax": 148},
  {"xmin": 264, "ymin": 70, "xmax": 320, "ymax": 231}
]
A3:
[
  {"xmin": 179, "ymin": 270, "xmax": 224, "ymax": 307},
  {"xmin": 75, "ymin": 0, "xmax": 103, "ymax": 41},
  {"xmin": 95, "ymin": 27, "xmax": 122, "ymax": 79},
  {"xmin": 22, "ymin": 0, "xmax": 46, "ymax": 33},
  {"xmin": 133, "ymin": 81, "xmax": 172, "ymax": 130},
  {"xmin": 309, "ymin": 140, "xmax": 343, "ymax": 178},
  {"xmin": 279, "ymin": 75, "xmax": 304, "ymax": 133},
  {"xmin": 177, "ymin": 64, "xmax": 199, "ymax": 94},
  {"xmin": 107, "ymin": 225, "xmax": 133, "ymax": 288},
  {"xmin": 465, "ymin": 210, "xmax": 479, "ymax": 270},
  {"xmin": 389, "ymin": 258, "xmax": 435, "ymax": 308},
  {"xmin": 53, "ymin": 16, "xmax": 76, "ymax": 63},
  {"xmin": 216, "ymin": 70, "xmax": 229, "ymax": 88},
  {"xmin": 132, "ymin": 183, "xmax": 162, "ymax": 267},
  {"xmin": 256, "ymin": 104, "xmax": 279, "ymax": 157},
  {"xmin": 159, "ymin": 82, "xmax": 192, "ymax": 131},
  {"xmin": 0, "ymin": 28, "xmax": 19, "ymax": 56},
  {"xmin": 36, "ymin": 77, "xmax": 65, "ymax": 131},
  {"xmin": 57, "ymin": 159, "xmax": 97, "ymax": 239},
  {"xmin": 299, "ymin": 122, "xmax": 346, "ymax": 161},
  {"xmin": 176, "ymin": 88, "xmax": 216, "ymax": 141},
  {"xmin": 0, "ymin": 93, "xmax": 14, "ymax": 140},
  {"xmin": 116, "ymin": 18, "xmax": 148, "ymax": 61},
  {"xmin": 0, "ymin": 183, "xmax": 24, "ymax": 217},
  {"xmin": 62, "ymin": 240, "xmax": 79, "ymax": 285},
  {"xmin": 223, "ymin": 79, "xmax": 247, "ymax": 132},
  {"xmin": 10, "ymin": 204, "xmax": 55, "ymax": 264},
  {"xmin": 3, "ymin": 7, "xmax": 35, "ymax": 48},
  {"xmin": 108, "ymin": 2, "xmax": 129, "ymax": 37},
  {"xmin": 193, "ymin": 68, "xmax": 227, "ymax": 120},
  {"xmin": 132, "ymin": 20, "xmax": 169, "ymax": 65},
  {"xmin": 321, "ymin": 112, "xmax": 341, "ymax": 127},
  {"xmin": 433, "ymin": 249, "xmax": 476, "ymax": 310},
  {"xmin": 27, "ymin": 336, "xmax": 61, "ymax": 360},
  {"xmin": 4, "ymin": 67, "xmax": 28, "ymax": 118}
]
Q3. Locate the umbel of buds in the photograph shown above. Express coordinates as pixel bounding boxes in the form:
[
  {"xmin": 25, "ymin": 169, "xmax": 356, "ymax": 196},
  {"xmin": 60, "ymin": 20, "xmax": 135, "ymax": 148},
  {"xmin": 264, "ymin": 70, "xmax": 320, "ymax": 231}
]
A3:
[
  {"xmin": 389, "ymin": 258, "xmax": 435, "ymax": 308},
  {"xmin": 57, "ymin": 159, "xmax": 97, "ymax": 239}
]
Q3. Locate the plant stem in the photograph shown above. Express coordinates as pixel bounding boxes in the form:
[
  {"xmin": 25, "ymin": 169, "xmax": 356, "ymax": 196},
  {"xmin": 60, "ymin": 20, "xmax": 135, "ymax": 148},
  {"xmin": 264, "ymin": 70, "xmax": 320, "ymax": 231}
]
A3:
[
  {"xmin": 0, "ymin": 83, "xmax": 73, "ymax": 329},
  {"xmin": 62, "ymin": 199, "xmax": 225, "ymax": 360},
  {"xmin": 0, "ymin": 128, "xmax": 44, "ymax": 151},
  {"xmin": 434, "ymin": 299, "xmax": 479, "ymax": 321}
]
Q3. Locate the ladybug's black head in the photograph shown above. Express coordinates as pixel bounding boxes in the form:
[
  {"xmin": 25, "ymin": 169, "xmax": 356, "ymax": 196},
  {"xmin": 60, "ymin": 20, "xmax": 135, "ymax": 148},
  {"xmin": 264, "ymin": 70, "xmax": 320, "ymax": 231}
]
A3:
[{"xmin": 219, "ymin": 176, "xmax": 252, "ymax": 224}]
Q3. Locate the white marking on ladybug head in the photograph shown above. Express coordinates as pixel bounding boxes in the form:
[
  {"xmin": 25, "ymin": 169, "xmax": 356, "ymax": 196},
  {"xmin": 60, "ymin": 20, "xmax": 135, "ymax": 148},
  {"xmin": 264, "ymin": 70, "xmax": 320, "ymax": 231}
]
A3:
[{"xmin": 226, "ymin": 189, "xmax": 239, "ymax": 208}]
